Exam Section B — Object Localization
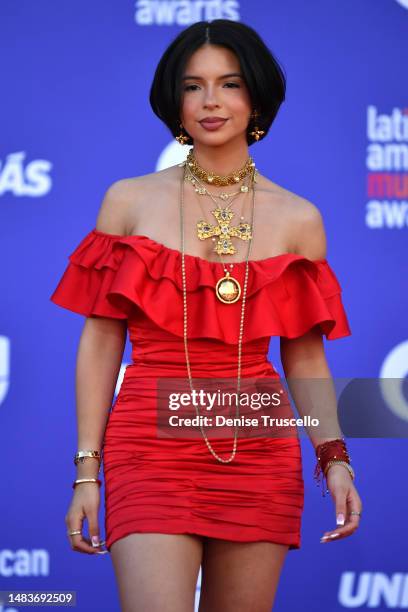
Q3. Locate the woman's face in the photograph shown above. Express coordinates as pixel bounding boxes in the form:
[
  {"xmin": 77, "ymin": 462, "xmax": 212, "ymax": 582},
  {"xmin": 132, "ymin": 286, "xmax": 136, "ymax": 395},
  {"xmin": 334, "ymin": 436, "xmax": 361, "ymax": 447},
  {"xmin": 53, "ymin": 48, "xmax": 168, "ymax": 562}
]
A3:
[{"xmin": 180, "ymin": 44, "xmax": 252, "ymax": 147}]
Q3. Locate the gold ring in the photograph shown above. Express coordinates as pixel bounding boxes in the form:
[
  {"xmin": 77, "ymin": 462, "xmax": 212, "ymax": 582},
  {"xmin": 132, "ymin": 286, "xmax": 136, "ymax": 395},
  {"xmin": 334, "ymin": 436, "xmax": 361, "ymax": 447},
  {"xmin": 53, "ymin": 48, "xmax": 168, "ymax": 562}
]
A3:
[
  {"xmin": 350, "ymin": 511, "xmax": 362, "ymax": 517},
  {"xmin": 67, "ymin": 529, "xmax": 82, "ymax": 536}
]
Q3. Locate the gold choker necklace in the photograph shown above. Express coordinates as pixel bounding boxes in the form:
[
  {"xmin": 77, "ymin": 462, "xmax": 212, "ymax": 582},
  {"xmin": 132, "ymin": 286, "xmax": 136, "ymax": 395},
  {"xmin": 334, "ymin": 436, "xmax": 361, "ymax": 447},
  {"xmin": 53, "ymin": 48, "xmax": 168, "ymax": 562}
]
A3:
[{"xmin": 186, "ymin": 149, "xmax": 254, "ymax": 187}]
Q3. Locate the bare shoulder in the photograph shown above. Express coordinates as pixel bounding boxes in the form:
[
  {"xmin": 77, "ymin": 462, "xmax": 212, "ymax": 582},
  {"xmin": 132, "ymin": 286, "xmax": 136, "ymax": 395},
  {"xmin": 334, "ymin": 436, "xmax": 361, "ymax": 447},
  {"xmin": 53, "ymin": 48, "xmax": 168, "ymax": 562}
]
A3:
[
  {"xmin": 256, "ymin": 174, "xmax": 327, "ymax": 260},
  {"xmin": 290, "ymin": 194, "xmax": 327, "ymax": 260},
  {"xmin": 95, "ymin": 166, "xmax": 177, "ymax": 235}
]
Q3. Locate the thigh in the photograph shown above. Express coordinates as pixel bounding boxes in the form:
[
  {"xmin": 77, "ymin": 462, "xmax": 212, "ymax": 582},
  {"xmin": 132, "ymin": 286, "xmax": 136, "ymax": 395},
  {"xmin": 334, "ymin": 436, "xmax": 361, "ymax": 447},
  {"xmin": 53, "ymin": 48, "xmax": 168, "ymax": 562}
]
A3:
[
  {"xmin": 198, "ymin": 538, "xmax": 289, "ymax": 612},
  {"xmin": 110, "ymin": 533, "xmax": 203, "ymax": 612}
]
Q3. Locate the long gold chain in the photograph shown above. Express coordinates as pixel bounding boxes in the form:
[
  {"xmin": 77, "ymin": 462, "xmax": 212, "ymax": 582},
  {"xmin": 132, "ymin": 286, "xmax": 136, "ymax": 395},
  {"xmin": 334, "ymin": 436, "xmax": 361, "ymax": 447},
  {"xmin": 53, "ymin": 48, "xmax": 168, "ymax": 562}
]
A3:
[{"xmin": 180, "ymin": 161, "xmax": 256, "ymax": 463}]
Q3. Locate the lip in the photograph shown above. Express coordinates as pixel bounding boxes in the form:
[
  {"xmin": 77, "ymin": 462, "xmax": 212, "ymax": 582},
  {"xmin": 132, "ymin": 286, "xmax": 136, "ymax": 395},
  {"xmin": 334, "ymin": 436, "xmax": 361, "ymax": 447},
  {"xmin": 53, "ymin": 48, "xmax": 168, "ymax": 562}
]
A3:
[
  {"xmin": 199, "ymin": 117, "xmax": 228, "ymax": 130},
  {"xmin": 200, "ymin": 116, "xmax": 228, "ymax": 123}
]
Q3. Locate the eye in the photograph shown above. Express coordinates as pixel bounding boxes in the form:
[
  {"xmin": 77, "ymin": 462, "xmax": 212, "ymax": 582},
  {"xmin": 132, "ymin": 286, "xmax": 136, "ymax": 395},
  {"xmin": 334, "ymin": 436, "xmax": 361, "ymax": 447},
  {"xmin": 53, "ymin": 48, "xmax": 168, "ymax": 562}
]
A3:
[{"xmin": 183, "ymin": 82, "xmax": 241, "ymax": 91}]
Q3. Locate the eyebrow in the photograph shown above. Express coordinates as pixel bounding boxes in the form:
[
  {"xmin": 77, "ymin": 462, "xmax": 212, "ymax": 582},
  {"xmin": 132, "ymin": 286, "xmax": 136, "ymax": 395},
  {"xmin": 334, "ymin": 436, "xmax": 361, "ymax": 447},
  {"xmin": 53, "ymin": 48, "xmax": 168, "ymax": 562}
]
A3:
[{"xmin": 181, "ymin": 72, "xmax": 243, "ymax": 81}]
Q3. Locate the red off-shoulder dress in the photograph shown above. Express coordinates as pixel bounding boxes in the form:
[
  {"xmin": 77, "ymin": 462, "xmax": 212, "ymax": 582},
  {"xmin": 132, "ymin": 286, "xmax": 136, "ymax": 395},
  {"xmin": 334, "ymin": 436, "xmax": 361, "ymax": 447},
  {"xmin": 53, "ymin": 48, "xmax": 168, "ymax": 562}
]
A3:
[{"xmin": 50, "ymin": 229, "xmax": 351, "ymax": 552}]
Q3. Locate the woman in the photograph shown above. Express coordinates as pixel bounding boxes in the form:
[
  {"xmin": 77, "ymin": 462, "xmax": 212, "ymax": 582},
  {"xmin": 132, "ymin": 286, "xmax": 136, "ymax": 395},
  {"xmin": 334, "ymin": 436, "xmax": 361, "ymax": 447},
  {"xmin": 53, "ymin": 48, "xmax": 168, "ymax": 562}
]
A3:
[{"xmin": 50, "ymin": 19, "xmax": 363, "ymax": 612}]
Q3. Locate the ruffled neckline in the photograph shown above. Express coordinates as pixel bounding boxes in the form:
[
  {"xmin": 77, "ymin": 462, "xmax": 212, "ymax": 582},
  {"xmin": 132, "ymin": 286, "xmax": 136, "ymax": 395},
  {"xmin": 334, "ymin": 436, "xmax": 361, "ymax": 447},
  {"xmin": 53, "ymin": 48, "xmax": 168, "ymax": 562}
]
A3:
[{"xmin": 50, "ymin": 227, "xmax": 352, "ymax": 343}]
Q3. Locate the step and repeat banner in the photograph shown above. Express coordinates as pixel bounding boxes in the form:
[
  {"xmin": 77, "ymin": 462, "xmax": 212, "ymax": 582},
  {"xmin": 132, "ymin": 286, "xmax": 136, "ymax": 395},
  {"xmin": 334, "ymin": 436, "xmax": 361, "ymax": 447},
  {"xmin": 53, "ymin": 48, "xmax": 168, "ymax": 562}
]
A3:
[{"xmin": 1, "ymin": 1, "xmax": 407, "ymax": 611}]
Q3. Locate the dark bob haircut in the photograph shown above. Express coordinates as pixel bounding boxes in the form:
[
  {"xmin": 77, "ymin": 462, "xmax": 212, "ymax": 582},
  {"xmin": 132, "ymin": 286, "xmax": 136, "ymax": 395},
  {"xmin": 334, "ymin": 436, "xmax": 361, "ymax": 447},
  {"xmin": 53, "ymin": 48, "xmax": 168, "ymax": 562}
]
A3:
[{"xmin": 149, "ymin": 19, "xmax": 286, "ymax": 146}]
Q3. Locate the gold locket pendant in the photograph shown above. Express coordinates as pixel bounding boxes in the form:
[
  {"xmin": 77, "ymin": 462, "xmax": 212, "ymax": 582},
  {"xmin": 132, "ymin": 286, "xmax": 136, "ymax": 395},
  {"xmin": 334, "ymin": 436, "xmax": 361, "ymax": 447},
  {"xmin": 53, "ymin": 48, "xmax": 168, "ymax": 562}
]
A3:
[{"xmin": 215, "ymin": 270, "xmax": 241, "ymax": 304}]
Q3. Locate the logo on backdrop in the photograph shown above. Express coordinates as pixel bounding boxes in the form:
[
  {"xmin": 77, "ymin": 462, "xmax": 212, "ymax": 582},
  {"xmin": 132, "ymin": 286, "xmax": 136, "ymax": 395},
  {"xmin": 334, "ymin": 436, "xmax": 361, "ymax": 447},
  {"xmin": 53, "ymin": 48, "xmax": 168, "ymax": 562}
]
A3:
[
  {"xmin": 0, "ymin": 548, "xmax": 49, "ymax": 576},
  {"xmin": 0, "ymin": 337, "xmax": 10, "ymax": 407},
  {"xmin": 365, "ymin": 106, "xmax": 408, "ymax": 229},
  {"xmin": 379, "ymin": 340, "xmax": 408, "ymax": 422},
  {"xmin": 134, "ymin": 0, "xmax": 240, "ymax": 25},
  {"xmin": 0, "ymin": 152, "xmax": 52, "ymax": 197},
  {"xmin": 115, "ymin": 363, "xmax": 129, "ymax": 397},
  {"xmin": 339, "ymin": 571, "xmax": 408, "ymax": 608},
  {"xmin": 156, "ymin": 140, "xmax": 191, "ymax": 171},
  {"xmin": 395, "ymin": 0, "xmax": 408, "ymax": 9}
]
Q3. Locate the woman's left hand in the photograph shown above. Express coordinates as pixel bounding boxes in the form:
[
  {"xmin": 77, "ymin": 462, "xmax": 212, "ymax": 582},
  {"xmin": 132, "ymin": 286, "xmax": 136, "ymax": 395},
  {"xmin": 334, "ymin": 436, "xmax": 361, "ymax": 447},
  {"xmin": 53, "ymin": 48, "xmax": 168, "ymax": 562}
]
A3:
[{"xmin": 320, "ymin": 464, "xmax": 363, "ymax": 543}]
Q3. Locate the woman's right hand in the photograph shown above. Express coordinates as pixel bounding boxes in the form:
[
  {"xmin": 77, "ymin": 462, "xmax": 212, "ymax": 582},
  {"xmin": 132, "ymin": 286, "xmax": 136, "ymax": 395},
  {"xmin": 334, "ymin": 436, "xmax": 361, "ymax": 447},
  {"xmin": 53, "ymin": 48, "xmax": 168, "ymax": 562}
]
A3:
[{"xmin": 65, "ymin": 484, "xmax": 108, "ymax": 554}]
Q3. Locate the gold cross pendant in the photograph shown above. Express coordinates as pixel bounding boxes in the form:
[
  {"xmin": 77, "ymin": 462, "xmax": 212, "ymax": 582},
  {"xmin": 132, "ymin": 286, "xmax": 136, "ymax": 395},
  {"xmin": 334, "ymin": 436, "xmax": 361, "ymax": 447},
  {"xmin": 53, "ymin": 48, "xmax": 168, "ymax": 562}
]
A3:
[{"xmin": 196, "ymin": 207, "xmax": 252, "ymax": 255}]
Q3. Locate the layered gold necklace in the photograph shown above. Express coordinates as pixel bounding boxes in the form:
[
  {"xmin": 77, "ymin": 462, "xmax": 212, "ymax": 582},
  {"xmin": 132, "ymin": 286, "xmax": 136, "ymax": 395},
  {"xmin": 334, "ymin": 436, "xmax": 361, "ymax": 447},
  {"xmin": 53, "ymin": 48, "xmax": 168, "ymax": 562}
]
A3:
[
  {"xmin": 179, "ymin": 154, "xmax": 257, "ymax": 463},
  {"xmin": 182, "ymin": 149, "xmax": 258, "ymax": 304}
]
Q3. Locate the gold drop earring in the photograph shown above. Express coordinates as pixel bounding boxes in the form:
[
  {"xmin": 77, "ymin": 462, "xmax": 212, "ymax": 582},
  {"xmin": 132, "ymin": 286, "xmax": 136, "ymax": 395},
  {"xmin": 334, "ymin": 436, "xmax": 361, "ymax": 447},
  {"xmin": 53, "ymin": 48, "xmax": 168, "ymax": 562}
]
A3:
[
  {"xmin": 249, "ymin": 110, "xmax": 265, "ymax": 142},
  {"xmin": 176, "ymin": 122, "xmax": 190, "ymax": 145}
]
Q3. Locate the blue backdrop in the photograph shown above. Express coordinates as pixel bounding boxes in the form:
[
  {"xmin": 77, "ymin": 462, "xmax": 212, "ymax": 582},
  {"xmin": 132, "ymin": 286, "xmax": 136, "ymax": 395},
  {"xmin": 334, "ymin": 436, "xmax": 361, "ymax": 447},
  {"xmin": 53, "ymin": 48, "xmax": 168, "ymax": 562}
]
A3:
[{"xmin": 1, "ymin": 1, "xmax": 407, "ymax": 610}]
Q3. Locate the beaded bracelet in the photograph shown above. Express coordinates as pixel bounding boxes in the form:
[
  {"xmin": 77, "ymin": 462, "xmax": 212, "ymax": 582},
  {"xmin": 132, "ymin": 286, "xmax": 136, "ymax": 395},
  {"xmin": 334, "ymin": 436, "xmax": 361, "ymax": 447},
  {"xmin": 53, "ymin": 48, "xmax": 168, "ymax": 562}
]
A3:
[{"xmin": 313, "ymin": 437, "xmax": 353, "ymax": 497}]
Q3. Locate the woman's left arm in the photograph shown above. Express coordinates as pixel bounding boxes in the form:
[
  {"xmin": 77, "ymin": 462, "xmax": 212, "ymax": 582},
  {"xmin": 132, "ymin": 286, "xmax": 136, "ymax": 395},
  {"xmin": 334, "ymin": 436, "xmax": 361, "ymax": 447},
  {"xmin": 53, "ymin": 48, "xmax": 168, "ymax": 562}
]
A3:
[{"xmin": 279, "ymin": 199, "xmax": 363, "ymax": 543}]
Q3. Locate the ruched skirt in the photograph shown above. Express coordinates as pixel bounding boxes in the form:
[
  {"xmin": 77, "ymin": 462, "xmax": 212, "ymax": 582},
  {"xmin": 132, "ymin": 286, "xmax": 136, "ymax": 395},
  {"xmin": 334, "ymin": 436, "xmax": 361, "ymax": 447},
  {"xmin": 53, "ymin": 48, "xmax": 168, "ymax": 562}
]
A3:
[{"xmin": 102, "ymin": 342, "xmax": 305, "ymax": 552}]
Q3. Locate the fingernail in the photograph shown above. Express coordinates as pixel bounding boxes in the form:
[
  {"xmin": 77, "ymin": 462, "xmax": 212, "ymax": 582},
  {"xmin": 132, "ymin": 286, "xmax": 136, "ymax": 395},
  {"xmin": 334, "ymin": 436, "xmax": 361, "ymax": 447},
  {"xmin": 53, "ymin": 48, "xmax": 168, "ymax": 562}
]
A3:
[
  {"xmin": 91, "ymin": 536, "xmax": 101, "ymax": 547},
  {"xmin": 336, "ymin": 513, "xmax": 345, "ymax": 526},
  {"xmin": 96, "ymin": 550, "xmax": 108, "ymax": 554}
]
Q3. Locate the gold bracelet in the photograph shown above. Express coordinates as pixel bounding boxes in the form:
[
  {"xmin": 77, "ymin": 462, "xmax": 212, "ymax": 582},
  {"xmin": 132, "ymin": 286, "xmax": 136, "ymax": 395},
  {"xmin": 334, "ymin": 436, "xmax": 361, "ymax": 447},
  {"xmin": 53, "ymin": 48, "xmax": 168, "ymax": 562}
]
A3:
[
  {"xmin": 74, "ymin": 450, "xmax": 102, "ymax": 466},
  {"xmin": 72, "ymin": 478, "xmax": 102, "ymax": 489},
  {"xmin": 324, "ymin": 460, "xmax": 355, "ymax": 481}
]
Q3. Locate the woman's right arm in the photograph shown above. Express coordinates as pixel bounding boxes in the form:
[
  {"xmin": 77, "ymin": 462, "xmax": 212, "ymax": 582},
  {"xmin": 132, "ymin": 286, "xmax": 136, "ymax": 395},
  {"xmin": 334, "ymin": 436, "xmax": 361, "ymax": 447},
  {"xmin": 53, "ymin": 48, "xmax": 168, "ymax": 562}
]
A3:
[
  {"xmin": 66, "ymin": 179, "xmax": 133, "ymax": 554},
  {"xmin": 75, "ymin": 316, "xmax": 127, "ymax": 478},
  {"xmin": 66, "ymin": 317, "xmax": 127, "ymax": 555}
]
